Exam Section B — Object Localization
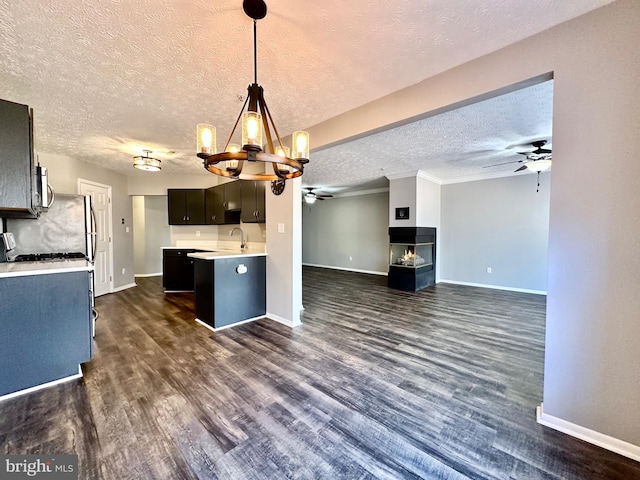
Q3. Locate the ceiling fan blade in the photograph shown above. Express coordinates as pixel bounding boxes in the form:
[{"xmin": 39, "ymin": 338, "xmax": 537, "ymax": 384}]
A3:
[
  {"xmin": 536, "ymin": 148, "xmax": 552, "ymax": 154},
  {"xmin": 316, "ymin": 197, "xmax": 326, "ymax": 201},
  {"xmin": 483, "ymin": 160, "xmax": 521, "ymax": 168},
  {"xmin": 514, "ymin": 165, "xmax": 528, "ymax": 172},
  {"xmin": 317, "ymin": 194, "xmax": 333, "ymax": 198}
]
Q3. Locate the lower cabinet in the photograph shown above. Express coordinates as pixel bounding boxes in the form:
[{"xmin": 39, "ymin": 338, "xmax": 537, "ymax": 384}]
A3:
[
  {"xmin": 194, "ymin": 256, "xmax": 266, "ymax": 329},
  {"xmin": 163, "ymin": 249, "xmax": 197, "ymax": 291},
  {"xmin": 0, "ymin": 271, "xmax": 92, "ymax": 397}
]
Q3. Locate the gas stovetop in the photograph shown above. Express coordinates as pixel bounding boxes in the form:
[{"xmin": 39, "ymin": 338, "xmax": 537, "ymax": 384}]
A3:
[{"xmin": 12, "ymin": 252, "xmax": 87, "ymax": 262}]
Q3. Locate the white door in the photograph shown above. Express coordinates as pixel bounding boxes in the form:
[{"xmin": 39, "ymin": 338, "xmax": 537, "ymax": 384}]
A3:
[{"xmin": 79, "ymin": 180, "xmax": 113, "ymax": 297}]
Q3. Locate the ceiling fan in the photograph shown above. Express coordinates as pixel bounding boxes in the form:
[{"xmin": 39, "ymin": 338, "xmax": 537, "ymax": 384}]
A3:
[
  {"xmin": 483, "ymin": 140, "xmax": 552, "ymax": 172},
  {"xmin": 483, "ymin": 140, "xmax": 552, "ymax": 192},
  {"xmin": 303, "ymin": 187, "xmax": 333, "ymax": 204}
]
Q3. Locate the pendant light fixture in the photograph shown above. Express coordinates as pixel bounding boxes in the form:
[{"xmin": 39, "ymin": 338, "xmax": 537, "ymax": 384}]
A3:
[
  {"xmin": 196, "ymin": 0, "xmax": 309, "ymax": 181},
  {"xmin": 133, "ymin": 150, "xmax": 161, "ymax": 172}
]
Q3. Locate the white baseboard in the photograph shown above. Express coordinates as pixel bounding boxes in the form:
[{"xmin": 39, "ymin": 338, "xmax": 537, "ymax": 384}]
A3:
[
  {"xmin": 135, "ymin": 273, "xmax": 162, "ymax": 278},
  {"xmin": 0, "ymin": 366, "xmax": 83, "ymax": 403},
  {"xmin": 267, "ymin": 312, "xmax": 302, "ymax": 328},
  {"xmin": 111, "ymin": 282, "xmax": 137, "ymax": 293},
  {"xmin": 438, "ymin": 279, "xmax": 546, "ymax": 295},
  {"xmin": 303, "ymin": 263, "xmax": 387, "ymax": 276},
  {"xmin": 195, "ymin": 315, "xmax": 265, "ymax": 332},
  {"xmin": 536, "ymin": 403, "xmax": 640, "ymax": 462}
]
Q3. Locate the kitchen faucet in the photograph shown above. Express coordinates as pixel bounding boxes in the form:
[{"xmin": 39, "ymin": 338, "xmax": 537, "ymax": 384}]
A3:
[{"xmin": 229, "ymin": 227, "xmax": 246, "ymax": 249}]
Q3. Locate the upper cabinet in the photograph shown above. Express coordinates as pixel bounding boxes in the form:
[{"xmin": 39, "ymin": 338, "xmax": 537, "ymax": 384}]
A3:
[
  {"xmin": 0, "ymin": 99, "xmax": 37, "ymax": 218},
  {"xmin": 167, "ymin": 189, "xmax": 205, "ymax": 225},
  {"xmin": 241, "ymin": 180, "xmax": 266, "ymax": 223},
  {"xmin": 167, "ymin": 180, "xmax": 265, "ymax": 226},
  {"xmin": 205, "ymin": 180, "xmax": 241, "ymax": 225}
]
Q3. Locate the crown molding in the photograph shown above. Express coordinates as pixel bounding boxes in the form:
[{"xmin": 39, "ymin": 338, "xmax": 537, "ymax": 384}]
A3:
[{"xmin": 385, "ymin": 170, "xmax": 443, "ymax": 185}]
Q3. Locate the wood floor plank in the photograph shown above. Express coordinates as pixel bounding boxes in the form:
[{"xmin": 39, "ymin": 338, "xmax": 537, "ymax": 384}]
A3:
[{"xmin": 1, "ymin": 267, "xmax": 639, "ymax": 479}]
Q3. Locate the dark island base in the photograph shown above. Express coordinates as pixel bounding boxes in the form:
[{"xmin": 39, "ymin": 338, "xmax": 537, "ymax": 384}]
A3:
[{"xmin": 194, "ymin": 256, "xmax": 266, "ymax": 330}]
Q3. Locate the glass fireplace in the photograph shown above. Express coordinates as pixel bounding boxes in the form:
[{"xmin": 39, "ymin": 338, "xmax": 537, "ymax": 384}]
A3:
[{"xmin": 388, "ymin": 227, "xmax": 436, "ymax": 291}]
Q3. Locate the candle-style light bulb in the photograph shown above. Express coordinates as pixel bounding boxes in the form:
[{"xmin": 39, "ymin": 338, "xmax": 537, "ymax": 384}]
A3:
[
  {"xmin": 242, "ymin": 112, "xmax": 262, "ymax": 148},
  {"xmin": 226, "ymin": 143, "xmax": 241, "ymax": 171},
  {"xmin": 197, "ymin": 124, "xmax": 216, "ymax": 154},
  {"xmin": 292, "ymin": 131, "xmax": 309, "ymax": 159}
]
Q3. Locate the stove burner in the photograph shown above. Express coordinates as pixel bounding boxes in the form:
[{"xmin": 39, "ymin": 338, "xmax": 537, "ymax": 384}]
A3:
[{"xmin": 13, "ymin": 252, "xmax": 87, "ymax": 262}]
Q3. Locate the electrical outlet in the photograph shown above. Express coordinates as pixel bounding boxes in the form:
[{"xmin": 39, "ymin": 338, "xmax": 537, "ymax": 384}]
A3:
[
  {"xmin": 122, "ymin": 268, "xmax": 126, "ymax": 275},
  {"xmin": 125, "ymin": 226, "xmax": 129, "ymax": 233},
  {"xmin": 277, "ymin": 223, "xmax": 285, "ymax": 233},
  {"xmin": 349, "ymin": 256, "xmax": 353, "ymax": 261},
  {"xmin": 487, "ymin": 267, "xmax": 492, "ymax": 274},
  {"xmin": 196, "ymin": 230, "xmax": 201, "ymax": 237}
]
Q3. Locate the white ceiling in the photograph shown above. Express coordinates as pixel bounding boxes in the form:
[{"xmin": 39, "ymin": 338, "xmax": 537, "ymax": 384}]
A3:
[{"xmin": 0, "ymin": 0, "xmax": 614, "ymax": 191}]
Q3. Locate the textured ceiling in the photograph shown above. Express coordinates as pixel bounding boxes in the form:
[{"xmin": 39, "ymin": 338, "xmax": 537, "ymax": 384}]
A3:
[
  {"xmin": 306, "ymin": 80, "xmax": 554, "ymax": 192},
  {"xmin": 0, "ymin": 0, "xmax": 614, "ymax": 190}
]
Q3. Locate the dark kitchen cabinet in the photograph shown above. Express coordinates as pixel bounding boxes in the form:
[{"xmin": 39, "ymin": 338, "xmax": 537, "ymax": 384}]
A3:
[
  {"xmin": 167, "ymin": 189, "xmax": 205, "ymax": 225},
  {"xmin": 163, "ymin": 249, "xmax": 197, "ymax": 291},
  {"xmin": 194, "ymin": 255, "xmax": 266, "ymax": 329},
  {"xmin": 241, "ymin": 180, "xmax": 266, "ymax": 223},
  {"xmin": 205, "ymin": 181, "xmax": 241, "ymax": 225},
  {"xmin": 0, "ymin": 99, "xmax": 37, "ymax": 218},
  {"xmin": 0, "ymin": 270, "xmax": 92, "ymax": 397}
]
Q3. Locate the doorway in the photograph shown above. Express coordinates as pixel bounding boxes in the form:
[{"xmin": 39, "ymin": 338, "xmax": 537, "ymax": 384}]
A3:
[{"xmin": 78, "ymin": 179, "xmax": 113, "ymax": 297}]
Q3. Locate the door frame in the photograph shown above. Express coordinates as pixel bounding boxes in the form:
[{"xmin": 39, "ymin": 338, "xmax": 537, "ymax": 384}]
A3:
[{"xmin": 78, "ymin": 178, "xmax": 114, "ymax": 295}]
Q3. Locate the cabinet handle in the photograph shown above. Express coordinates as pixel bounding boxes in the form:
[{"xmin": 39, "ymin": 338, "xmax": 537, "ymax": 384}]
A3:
[{"xmin": 183, "ymin": 216, "xmax": 186, "ymax": 221}]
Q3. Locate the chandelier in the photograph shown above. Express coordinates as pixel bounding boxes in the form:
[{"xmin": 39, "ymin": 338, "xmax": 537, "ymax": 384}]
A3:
[
  {"xmin": 133, "ymin": 150, "xmax": 161, "ymax": 172},
  {"xmin": 196, "ymin": 0, "xmax": 309, "ymax": 181}
]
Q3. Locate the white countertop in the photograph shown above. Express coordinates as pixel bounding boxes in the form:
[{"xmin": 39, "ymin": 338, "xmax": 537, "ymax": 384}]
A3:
[
  {"xmin": 0, "ymin": 259, "xmax": 94, "ymax": 279},
  {"xmin": 188, "ymin": 249, "xmax": 267, "ymax": 260}
]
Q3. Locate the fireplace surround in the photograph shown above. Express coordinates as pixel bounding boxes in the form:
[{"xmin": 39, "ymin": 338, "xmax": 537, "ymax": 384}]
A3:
[{"xmin": 388, "ymin": 227, "xmax": 436, "ymax": 291}]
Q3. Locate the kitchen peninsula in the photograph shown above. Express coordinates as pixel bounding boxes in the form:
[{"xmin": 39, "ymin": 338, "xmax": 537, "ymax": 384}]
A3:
[
  {"xmin": 189, "ymin": 249, "xmax": 267, "ymax": 331},
  {"xmin": 0, "ymin": 259, "xmax": 94, "ymax": 399}
]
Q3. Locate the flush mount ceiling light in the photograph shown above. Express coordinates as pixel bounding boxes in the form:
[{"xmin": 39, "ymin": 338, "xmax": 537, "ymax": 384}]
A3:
[
  {"xmin": 133, "ymin": 150, "xmax": 161, "ymax": 172},
  {"xmin": 196, "ymin": 0, "xmax": 309, "ymax": 181}
]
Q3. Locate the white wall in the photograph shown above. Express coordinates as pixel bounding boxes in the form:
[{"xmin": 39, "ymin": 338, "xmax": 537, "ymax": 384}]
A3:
[
  {"xmin": 302, "ymin": 192, "xmax": 389, "ymax": 274},
  {"xmin": 303, "ymin": 0, "xmax": 640, "ymax": 453},
  {"xmin": 440, "ymin": 173, "xmax": 550, "ymax": 292},
  {"xmin": 416, "ymin": 174, "xmax": 441, "ymax": 228}
]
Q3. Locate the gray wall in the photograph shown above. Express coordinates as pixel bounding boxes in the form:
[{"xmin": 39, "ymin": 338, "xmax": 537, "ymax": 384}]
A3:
[
  {"xmin": 440, "ymin": 173, "xmax": 550, "ymax": 292},
  {"xmin": 303, "ymin": 192, "xmax": 389, "ymax": 274},
  {"xmin": 133, "ymin": 196, "xmax": 170, "ymax": 276},
  {"xmin": 41, "ymin": 152, "xmax": 135, "ymax": 290}
]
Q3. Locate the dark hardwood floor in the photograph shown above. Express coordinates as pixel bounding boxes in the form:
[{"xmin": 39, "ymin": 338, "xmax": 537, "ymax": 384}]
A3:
[{"xmin": 1, "ymin": 267, "xmax": 639, "ymax": 479}]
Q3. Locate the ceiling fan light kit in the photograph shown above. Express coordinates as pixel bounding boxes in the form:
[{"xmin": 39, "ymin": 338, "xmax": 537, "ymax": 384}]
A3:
[
  {"xmin": 303, "ymin": 187, "xmax": 333, "ymax": 204},
  {"xmin": 133, "ymin": 149, "xmax": 161, "ymax": 172},
  {"xmin": 524, "ymin": 159, "xmax": 552, "ymax": 172},
  {"xmin": 196, "ymin": 0, "xmax": 309, "ymax": 182}
]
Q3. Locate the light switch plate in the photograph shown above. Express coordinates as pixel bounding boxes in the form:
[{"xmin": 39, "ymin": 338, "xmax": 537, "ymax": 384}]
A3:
[{"xmin": 277, "ymin": 223, "xmax": 285, "ymax": 233}]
